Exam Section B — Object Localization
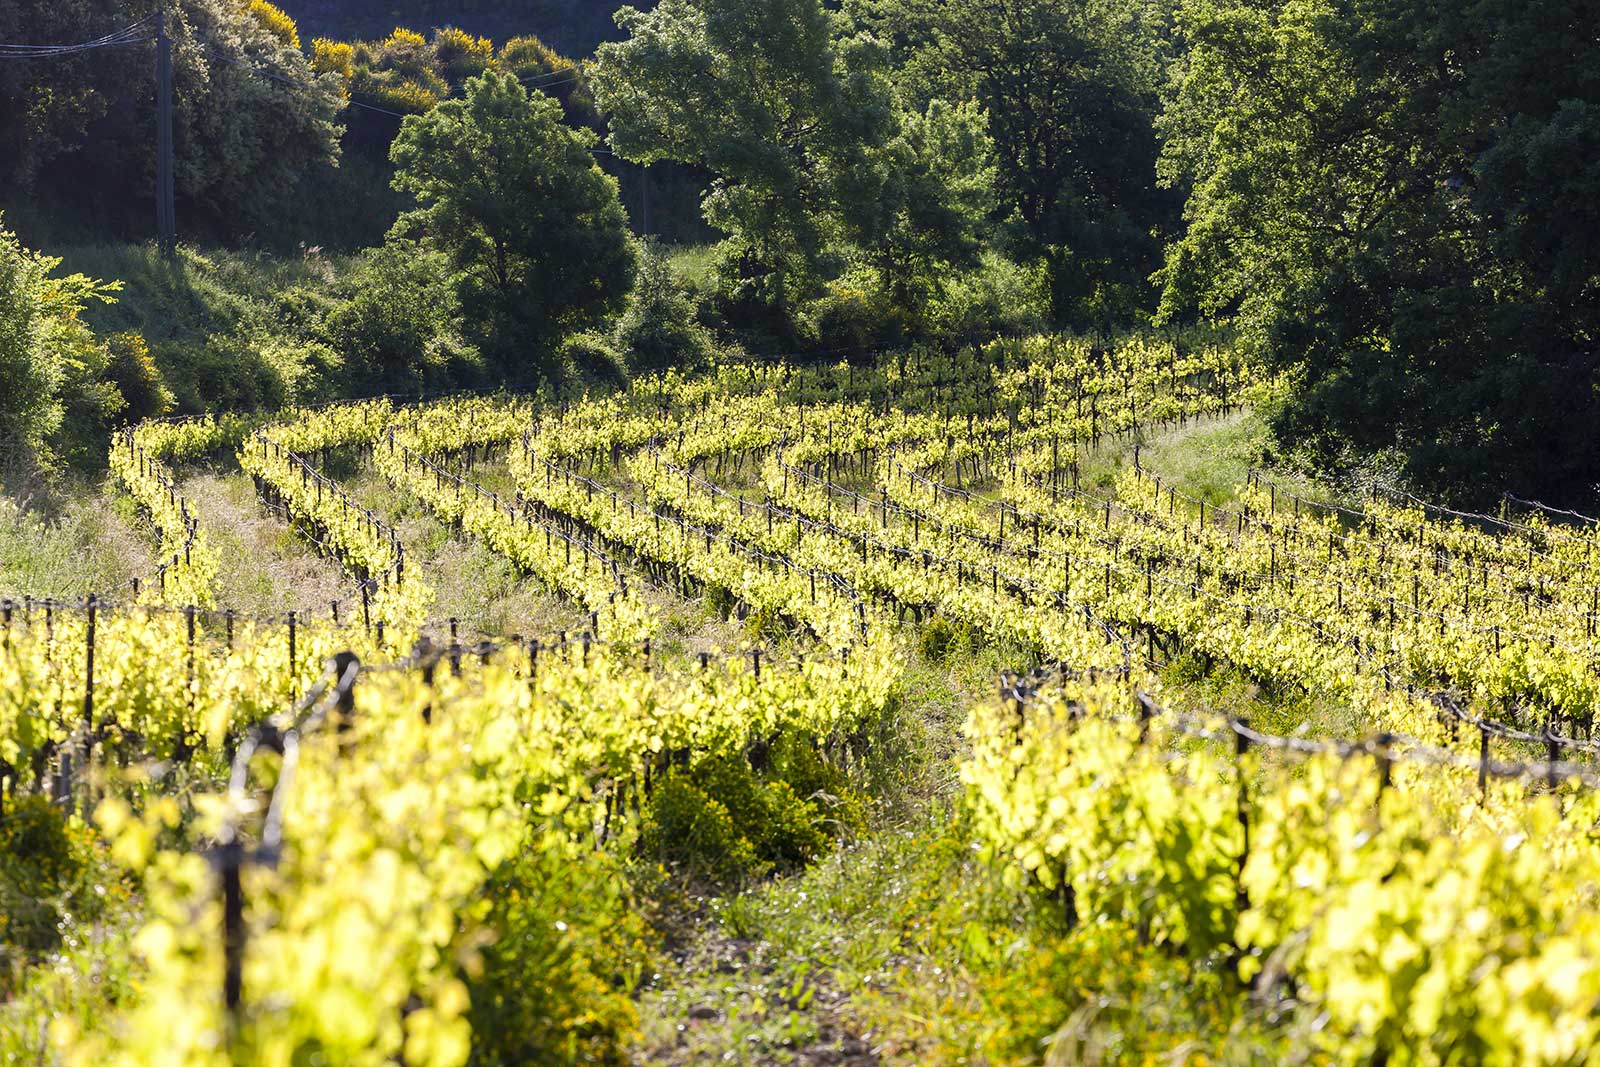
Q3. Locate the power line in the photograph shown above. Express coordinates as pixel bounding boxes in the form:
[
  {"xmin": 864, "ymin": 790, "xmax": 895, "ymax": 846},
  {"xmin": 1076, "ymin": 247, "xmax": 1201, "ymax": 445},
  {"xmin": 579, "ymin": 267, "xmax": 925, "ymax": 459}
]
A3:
[
  {"xmin": 518, "ymin": 66, "xmax": 584, "ymax": 88},
  {"xmin": 0, "ymin": 18, "xmax": 152, "ymax": 59}
]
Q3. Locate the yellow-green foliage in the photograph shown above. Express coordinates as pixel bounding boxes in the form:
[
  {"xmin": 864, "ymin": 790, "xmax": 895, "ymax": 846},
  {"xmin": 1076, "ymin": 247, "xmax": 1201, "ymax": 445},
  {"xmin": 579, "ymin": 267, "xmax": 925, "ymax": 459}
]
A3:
[
  {"xmin": 245, "ymin": 0, "xmax": 299, "ymax": 50},
  {"xmin": 384, "ymin": 27, "xmax": 428, "ymax": 51},
  {"xmin": 0, "ymin": 797, "xmax": 92, "ymax": 956},
  {"xmin": 498, "ymin": 34, "xmax": 575, "ymax": 78},
  {"xmin": 467, "ymin": 830, "xmax": 648, "ymax": 1067},
  {"xmin": 345, "ymin": 26, "xmax": 456, "ymax": 112},
  {"xmin": 303, "ymin": 27, "xmax": 586, "ymax": 118},
  {"xmin": 357, "ymin": 77, "xmax": 443, "ymax": 115},
  {"xmin": 641, "ymin": 743, "xmax": 859, "ymax": 885},
  {"xmin": 431, "ymin": 27, "xmax": 495, "ymax": 81},
  {"xmin": 641, "ymin": 775, "xmax": 763, "ymax": 885},
  {"xmin": 101, "ymin": 331, "xmax": 174, "ymax": 425},
  {"xmin": 309, "ymin": 38, "xmax": 354, "ymax": 79}
]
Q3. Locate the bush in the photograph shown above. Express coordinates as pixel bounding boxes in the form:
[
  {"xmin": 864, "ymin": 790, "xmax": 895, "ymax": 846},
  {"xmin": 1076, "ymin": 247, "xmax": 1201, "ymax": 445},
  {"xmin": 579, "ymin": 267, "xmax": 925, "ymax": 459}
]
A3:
[
  {"xmin": 916, "ymin": 615, "xmax": 977, "ymax": 661},
  {"xmin": 430, "ymin": 28, "xmax": 494, "ymax": 82},
  {"xmin": 923, "ymin": 251, "xmax": 1050, "ymax": 345},
  {"xmin": 801, "ymin": 278, "xmax": 900, "ymax": 357},
  {"xmin": 703, "ymin": 582, "xmax": 735, "ymax": 620},
  {"xmin": 246, "ymin": 1, "xmax": 300, "ymax": 50},
  {"xmin": 613, "ymin": 241, "xmax": 710, "ymax": 374},
  {"xmin": 101, "ymin": 332, "xmax": 173, "ymax": 425},
  {"xmin": 468, "ymin": 827, "xmax": 648, "ymax": 1067},
  {"xmin": 0, "ymin": 796, "xmax": 88, "ymax": 957},
  {"xmin": 0, "ymin": 216, "xmax": 117, "ymax": 463},
  {"xmin": 640, "ymin": 741, "xmax": 865, "ymax": 886},
  {"xmin": 767, "ymin": 731, "xmax": 868, "ymax": 838},
  {"xmin": 321, "ymin": 242, "xmax": 472, "ymax": 393},
  {"xmin": 640, "ymin": 775, "xmax": 765, "ymax": 885},
  {"xmin": 694, "ymin": 757, "xmax": 829, "ymax": 870},
  {"xmin": 310, "ymin": 39, "xmax": 354, "ymax": 78},
  {"xmin": 557, "ymin": 332, "xmax": 628, "ymax": 390}
]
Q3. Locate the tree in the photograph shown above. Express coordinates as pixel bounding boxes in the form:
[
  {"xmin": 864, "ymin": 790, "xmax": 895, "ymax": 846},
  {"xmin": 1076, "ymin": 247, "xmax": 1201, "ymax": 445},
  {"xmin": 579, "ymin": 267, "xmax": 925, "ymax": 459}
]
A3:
[
  {"xmin": 0, "ymin": 0, "xmax": 343, "ymax": 239},
  {"xmin": 590, "ymin": 0, "xmax": 895, "ymax": 329},
  {"xmin": 0, "ymin": 215, "xmax": 166, "ymax": 474},
  {"xmin": 388, "ymin": 70, "xmax": 636, "ymax": 381},
  {"xmin": 845, "ymin": 0, "xmax": 1179, "ymax": 326},
  {"xmin": 849, "ymin": 99, "xmax": 997, "ymax": 332},
  {"xmin": 1158, "ymin": 0, "xmax": 1600, "ymax": 504}
]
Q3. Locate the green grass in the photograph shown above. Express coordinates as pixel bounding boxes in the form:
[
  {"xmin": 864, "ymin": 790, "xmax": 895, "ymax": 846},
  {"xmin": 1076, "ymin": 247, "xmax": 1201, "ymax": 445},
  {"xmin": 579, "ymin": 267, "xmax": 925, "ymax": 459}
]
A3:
[
  {"xmin": 0, "ymin": 484, "xmax": 152, "ymax": 601},
  {"xmin": 663, "ymin": 242, "xmax": 721, "ymax": 290},
  {"xmin": 634, "ymin": 804, "xmax": 1306, "ymax": 1067},
  {"xmin": 56, "ymin": 242, "xmax": 352, "ymax": 413},
  {"xmin": 341, "ymin": 464, "xmax": 595, "ymax": 640},
  {"xmin": 178, "ymin": 467, "xmax": 351, "ymax": 616}
]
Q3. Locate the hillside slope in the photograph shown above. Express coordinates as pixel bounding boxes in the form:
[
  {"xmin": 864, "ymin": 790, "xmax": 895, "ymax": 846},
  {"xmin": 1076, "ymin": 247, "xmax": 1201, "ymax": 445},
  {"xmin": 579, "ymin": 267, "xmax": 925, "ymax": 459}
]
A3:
[{"xmin": 277, "ymin": 0, "xmax": 640, "ymax": 56}]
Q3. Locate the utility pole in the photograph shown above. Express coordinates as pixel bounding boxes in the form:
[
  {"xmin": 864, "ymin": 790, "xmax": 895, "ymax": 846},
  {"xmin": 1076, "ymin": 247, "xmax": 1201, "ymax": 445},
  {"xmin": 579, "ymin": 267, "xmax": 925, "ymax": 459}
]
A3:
[
  {"xmin": 155, "ymin": 7, "xmax": 176, "ymax": 259},
  {"xmin": 640, "ymin": 162, "xmax": 650, "ymax": 236}
]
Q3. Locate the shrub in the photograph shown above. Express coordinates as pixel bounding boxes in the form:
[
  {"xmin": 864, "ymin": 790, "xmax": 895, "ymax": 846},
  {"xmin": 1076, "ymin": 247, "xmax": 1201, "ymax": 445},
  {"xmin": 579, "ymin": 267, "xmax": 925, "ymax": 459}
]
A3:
[
  {"xmin": 254, "ymin": 336, "xmax": 344, "ymax": 405},
  {"xmin": 767, "ymin": 731, "xmax": 868, "ymax": 837},
  {"xmin": 744, "ymin": 604, "xmax": 785, "ymax": 643},
  {"xmin": 800, "ymin": 268, "xmax": 906, "ymax": 356},
  {"xmin": 613, "ymin": 240, "xmax": 710, "ymax": 374},
  {"xmin": 246, "ymin": 1, "xmax": 300, "ymax": 50},
  {"xmin": 641, "ymin": 743, "xmax": 863, "ymax": 886},
  {"xmin": 310, "ymin": 39, "xmax": 354, "ymax": 79},
  {"xmin": 923, "ymin": 251, "xmax": 1050, "ymax": 345},
  {"xmin": 0, "ymin": 796, "xmax": 87, "ymax": 956},
  {"xmin": 498, "ymin": 35, "xmax": 575, "ymax": 80},
  {"xmin": 916, "ymin": 615, "xmax": 976, "ymax": 661},
  {"xmin": 468, "ymin": 828, "xmax": 647, "ymax": 1067},
  {"xmin": 383, "ymin": 27, "xmax": 428, "ymax": 53},
  {"xmin": 0, "ymin": 215, "xmax": 118, "ymax": 462},
  {"xmin": 692, "ymin": 757, "xmax": 828, "ymax": 870},
  {"xmin": 640, "ymin": 776, "xmax": 765, "ymax": 885},
  {"xmin": 431, "ymin": 28, "xmax": 494, "ymax": 82},
  {"xmin": 353, "ymin": 73, "xmax": 444, "ymax": 114},
  {"xmin": 321, "ymin": 242, "xmax": 467, "ymax": 393},
  {"xmin": 557, "ymin": 332, "xmax": 627, "ymax": 390},
  {"xmin": 101, "ymin": 332, "xmax": 173, "ymax": 426},
  {"xmin": 703, "ymin": 582, "xmax": 735, "ymax": 620}
]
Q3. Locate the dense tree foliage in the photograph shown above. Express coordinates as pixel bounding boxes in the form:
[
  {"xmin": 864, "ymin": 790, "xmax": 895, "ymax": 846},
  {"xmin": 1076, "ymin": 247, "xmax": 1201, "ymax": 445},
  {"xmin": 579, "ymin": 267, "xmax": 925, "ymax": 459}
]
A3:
[
  {"xmin": 592, "ymin": 0, "xmax": 891, "ymax": 328},
  {"xmin": 1159, "ymin": 0, "xmax": 1600, "ymax": 503},
  {"xmin": 845, "ymin": 0, "xmax": 1179, "ymax": 326},
  {"xmin": 591, "ymin": 0, "xmax": 1004, "ymax": 343},
  {"xmin": 388, "ymin": 70, "xmax": 635, "ymax": 379},
  {"xmin": 0, "ymin": 0, "xmax": 343, "ymax": 239},
  {"xmin": 0, "ymin": 217, "xmax": 169, "ymax": 475}
]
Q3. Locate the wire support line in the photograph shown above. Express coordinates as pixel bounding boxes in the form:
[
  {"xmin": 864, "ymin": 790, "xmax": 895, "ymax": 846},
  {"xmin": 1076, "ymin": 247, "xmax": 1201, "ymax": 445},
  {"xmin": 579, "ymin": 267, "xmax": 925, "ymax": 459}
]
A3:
[
  {"xmin": 1004, "ymin": 681, "xmax": 1600, "ymax": 791},
  {"xmin": 1502, "ymin": 492, "xmax": 1600, "ymax": 528}
]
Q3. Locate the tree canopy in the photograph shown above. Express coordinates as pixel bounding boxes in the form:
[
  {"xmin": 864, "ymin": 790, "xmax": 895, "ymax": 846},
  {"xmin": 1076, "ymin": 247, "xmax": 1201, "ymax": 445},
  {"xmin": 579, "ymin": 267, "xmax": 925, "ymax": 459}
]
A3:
[
  {"xmin": 844, "ymin": 0, "xmax": 1179, "ymax": 326},
  {"xmin": 0, "ymin": 0, "xmax": 344, "ymax": 239},
  {"xmin": 592, "ymin": 0, "xmax": 894, "ymax": 325},
  {"xmin": 388, "ymin": 69, "xmax": 636, "ymax": 379},
  {"xmin": 1158, "ymin": 0, "xmax": 1600, "ymax": 501}
]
